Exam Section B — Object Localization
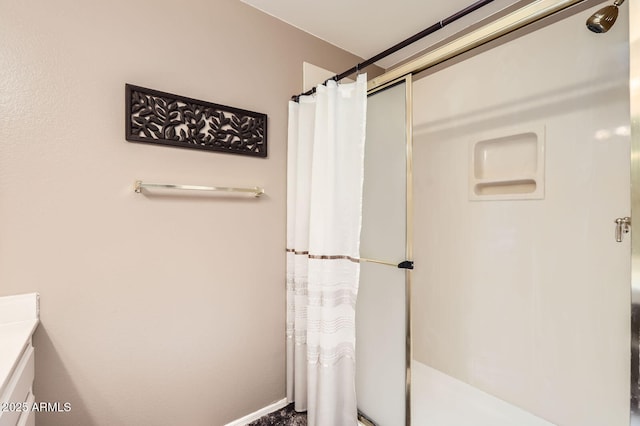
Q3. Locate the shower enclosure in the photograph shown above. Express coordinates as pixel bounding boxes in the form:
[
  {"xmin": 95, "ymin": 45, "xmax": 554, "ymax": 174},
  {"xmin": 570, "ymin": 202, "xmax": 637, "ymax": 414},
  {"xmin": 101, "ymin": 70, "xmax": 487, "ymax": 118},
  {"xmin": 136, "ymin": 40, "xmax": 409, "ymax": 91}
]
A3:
[
  {"xmin": 411, "ymin": 5, "xmax": 629, "ymax": 425},
  {"xmin": 354, "ymin": 1, "xmax": 635, "ymax": 425}
]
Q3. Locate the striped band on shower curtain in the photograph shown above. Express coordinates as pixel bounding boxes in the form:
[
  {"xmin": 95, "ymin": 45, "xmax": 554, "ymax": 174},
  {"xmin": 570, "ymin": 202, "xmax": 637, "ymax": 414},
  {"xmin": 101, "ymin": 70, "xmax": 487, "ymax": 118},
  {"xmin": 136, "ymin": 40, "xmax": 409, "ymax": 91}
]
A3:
[{"xmin": 286, "ymin": 74, "xmax": 368, "ymax": 426}]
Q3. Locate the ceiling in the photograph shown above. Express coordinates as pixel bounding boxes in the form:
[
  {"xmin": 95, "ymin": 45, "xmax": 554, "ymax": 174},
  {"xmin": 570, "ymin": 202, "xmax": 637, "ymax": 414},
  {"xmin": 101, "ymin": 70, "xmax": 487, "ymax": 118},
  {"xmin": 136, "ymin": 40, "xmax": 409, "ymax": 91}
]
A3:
[{"xmin": 240, "ymin": 0, "xmax": 527, "ymax": 69}]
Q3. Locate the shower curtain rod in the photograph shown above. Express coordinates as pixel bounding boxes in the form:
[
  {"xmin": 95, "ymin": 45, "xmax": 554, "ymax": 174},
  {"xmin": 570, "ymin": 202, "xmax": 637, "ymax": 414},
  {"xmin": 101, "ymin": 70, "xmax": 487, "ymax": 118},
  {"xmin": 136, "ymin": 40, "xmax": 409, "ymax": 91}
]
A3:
[{"xmin": 291, "ymin": 0, "xmax": 495, "ymax": 102}]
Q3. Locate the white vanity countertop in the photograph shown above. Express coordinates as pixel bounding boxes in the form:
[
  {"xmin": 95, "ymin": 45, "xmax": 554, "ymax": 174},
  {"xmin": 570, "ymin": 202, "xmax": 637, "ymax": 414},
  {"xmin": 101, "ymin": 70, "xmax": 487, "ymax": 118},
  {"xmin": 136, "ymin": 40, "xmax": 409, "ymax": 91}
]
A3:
[{"xmin": 0, "ymin": 293, "xmax": 39, "ymax": 394}]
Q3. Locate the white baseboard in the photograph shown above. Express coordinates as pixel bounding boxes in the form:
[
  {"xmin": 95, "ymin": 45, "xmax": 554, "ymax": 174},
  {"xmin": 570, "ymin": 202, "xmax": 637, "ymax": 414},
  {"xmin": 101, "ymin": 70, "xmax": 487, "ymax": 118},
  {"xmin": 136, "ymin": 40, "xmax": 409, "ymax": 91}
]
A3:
[{"xmin": 224, "ymin": 398, "xmax": 289, "ymax": 426}]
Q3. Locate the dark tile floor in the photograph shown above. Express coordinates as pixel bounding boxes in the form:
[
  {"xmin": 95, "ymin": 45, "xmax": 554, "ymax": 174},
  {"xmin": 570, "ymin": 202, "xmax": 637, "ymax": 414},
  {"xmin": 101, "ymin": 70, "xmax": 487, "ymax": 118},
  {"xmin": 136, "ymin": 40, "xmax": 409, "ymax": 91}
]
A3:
[{"xmin": 248, "ymin": 404, "xmax": 307, "ymax": 426}]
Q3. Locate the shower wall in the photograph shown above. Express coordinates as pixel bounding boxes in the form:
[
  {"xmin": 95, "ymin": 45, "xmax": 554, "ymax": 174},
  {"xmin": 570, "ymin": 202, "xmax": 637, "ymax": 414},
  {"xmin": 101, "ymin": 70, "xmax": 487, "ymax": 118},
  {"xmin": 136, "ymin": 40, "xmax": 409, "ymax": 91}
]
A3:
[{"xmin": 412, "ymin": 5, "xmax": 630, "ymax": 426}]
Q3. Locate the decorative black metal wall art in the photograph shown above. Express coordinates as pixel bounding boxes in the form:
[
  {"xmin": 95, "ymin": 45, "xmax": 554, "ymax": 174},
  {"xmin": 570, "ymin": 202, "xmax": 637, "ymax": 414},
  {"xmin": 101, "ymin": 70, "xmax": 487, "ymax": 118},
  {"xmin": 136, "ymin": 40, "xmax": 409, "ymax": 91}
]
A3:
[{"xmin": 125, "ymin": 84, "xmax": 267, "ymax": 158}]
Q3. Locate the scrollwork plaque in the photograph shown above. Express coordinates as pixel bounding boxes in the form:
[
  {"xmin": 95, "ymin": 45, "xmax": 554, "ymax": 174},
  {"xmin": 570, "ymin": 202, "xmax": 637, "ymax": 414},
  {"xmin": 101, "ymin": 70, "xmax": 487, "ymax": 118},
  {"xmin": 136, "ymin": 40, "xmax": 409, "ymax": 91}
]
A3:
[{"xmin": 125, "ymin": 84, "xmax": 267, "ymax": 158}]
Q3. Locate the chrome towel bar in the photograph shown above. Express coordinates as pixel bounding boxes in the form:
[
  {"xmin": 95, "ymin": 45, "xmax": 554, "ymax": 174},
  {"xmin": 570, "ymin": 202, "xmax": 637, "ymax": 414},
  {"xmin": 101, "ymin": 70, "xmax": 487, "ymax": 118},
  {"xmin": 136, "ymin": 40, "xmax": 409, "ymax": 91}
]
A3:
[{"xmin": 134, "ymin": 180, "xmax": 265, "ymax": 197}]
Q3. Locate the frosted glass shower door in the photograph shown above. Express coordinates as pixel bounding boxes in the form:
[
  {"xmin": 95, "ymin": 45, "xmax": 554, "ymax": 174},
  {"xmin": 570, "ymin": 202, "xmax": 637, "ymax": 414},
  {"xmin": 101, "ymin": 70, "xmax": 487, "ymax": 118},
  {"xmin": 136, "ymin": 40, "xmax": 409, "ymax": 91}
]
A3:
[{"xmin": 356, "ymin": 78, "xmax": 411, "ymax": 426}]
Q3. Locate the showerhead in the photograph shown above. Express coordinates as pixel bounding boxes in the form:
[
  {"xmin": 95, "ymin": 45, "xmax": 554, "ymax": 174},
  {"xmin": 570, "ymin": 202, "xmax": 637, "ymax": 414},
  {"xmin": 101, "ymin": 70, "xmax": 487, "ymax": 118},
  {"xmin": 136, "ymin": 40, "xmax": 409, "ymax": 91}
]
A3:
[{"xmin": 586, "ymin": 0, "xmax": 625, "ymax": 33}]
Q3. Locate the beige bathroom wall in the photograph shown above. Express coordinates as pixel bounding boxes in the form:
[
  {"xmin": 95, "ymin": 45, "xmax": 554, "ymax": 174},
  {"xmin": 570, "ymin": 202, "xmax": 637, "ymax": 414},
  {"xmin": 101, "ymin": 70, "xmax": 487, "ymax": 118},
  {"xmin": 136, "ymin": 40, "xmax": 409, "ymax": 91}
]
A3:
[{"xmin": 0, "ymin": 1, "xmax": 369, "ymax": 425}]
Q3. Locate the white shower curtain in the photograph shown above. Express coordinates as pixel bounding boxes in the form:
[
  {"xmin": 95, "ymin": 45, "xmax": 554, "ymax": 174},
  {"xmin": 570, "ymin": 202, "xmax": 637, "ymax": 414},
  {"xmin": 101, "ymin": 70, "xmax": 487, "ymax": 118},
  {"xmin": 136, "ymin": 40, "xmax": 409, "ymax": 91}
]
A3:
[{"xmin": 286, "ymin": 74, "xmax": 367, "ymax": 426}]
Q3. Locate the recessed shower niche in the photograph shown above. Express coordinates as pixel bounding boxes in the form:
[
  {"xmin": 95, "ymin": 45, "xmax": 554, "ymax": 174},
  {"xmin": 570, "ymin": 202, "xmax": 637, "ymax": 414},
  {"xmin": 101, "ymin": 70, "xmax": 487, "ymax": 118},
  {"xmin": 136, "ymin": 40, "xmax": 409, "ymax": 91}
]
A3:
[{"xmin": 469, "ymin": 125, "xmax": 545, "ymax": 200}]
